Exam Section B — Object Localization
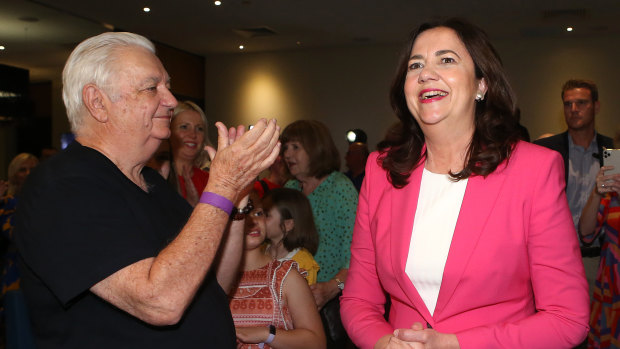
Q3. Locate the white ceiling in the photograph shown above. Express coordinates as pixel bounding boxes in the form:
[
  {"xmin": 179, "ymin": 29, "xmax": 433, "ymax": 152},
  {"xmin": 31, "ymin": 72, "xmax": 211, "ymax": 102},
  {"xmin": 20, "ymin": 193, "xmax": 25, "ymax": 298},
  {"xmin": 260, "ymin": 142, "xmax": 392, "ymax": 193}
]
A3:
[{"xmin": 1, "ymin": 0, "xmax": 620, "ymax": 81}]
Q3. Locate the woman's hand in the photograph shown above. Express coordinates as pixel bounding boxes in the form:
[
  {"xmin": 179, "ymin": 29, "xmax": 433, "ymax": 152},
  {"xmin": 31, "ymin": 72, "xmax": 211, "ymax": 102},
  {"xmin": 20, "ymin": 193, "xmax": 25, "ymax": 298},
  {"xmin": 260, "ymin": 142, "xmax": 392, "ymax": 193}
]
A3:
[
  {"xmin": 309, "ymin": 280, "xmax": 339, "ymax": 309},
  {"xmin": 375, "ymin": 334, "xmax": 416, "ymax": 348},
  {"xmin": 385, "ymin": 322, "xmax": 459, "ymax": 349},
  {"xmin": 596, "ymin": 166, "xmax": 620, "ymax": 196},
  {"xmin": 235, "ymin": 326, "xmax": 270, "ymax": 345}
]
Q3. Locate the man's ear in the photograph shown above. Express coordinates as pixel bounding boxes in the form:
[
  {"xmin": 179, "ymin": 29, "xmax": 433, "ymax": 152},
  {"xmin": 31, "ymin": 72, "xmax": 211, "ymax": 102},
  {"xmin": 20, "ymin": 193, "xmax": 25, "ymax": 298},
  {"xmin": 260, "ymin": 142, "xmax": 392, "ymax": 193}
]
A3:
[
  {"xmin": 283, "ymin": 219, "xmax": 294, "ymax": 233},
  {"xmin": 594, "ymin": 100, "xmax": 600, "ymax": 115},
  {"xmin": 82, "ymin": 84, "xmax": 108, "ymax": 123}
]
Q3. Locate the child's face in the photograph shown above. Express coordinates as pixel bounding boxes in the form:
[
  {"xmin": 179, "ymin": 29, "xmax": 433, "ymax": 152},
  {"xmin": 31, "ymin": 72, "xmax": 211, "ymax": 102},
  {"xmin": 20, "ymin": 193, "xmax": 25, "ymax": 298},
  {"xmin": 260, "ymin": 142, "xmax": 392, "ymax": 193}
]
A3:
[
  {"xmin": 264, "ymin": 206, "xmax": 285, "ymax": 242},
  {"xmin": 244, "ymin": 207, "xmax": 267, "ymax": 250}
]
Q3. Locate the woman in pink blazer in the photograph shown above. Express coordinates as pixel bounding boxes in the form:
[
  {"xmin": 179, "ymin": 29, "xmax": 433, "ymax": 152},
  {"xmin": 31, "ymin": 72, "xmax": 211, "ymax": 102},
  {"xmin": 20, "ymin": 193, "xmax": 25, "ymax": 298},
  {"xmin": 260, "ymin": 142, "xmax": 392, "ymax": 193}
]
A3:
[{"xmin": 340, "ymin": 18, "xmax": 589, "ymax": 349}]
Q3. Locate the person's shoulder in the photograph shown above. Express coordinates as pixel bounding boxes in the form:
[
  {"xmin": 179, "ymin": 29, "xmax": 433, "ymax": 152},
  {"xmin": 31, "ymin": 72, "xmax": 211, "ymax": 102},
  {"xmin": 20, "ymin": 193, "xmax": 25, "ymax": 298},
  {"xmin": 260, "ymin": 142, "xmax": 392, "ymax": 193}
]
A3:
[
  {"xmin": 329, "ymin": 171, "xmax": 354, "ymax": 185},
  {"xmin": 273, "ymin": 259, "xmax": 300, "ymax": 278},
  {"xmin": 495, "ymin": 141, "xmax": 564, "ymax": 180},
  {"xmin": 324, "ymin": 172, "xmax": 358, "ymax": 199},
  {"xmin": 597, "ymin": 132, "xmax": 615, "ymax": 148},
  {"xmin": 41, "ymin": 142, "xmax": 116, "ymax": 179},
  {"xmin": 512, "ymin": 141, "xmax": 562, "ymax": 164},
  {"xmin": 532, "ymin": 132, "xmax": 566, "ymax": 150},
  {"xmin": 294, "ymin": 248, "xmax": 317, "ymax": 262}
]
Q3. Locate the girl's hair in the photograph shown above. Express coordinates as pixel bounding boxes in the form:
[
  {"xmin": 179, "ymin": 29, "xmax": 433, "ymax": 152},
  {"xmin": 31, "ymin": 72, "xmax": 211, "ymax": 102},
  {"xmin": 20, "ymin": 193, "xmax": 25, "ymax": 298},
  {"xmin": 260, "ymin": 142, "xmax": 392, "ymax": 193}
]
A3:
[
  {"xmin": 262, "ymin": 188, "xmax": 319, "ymax": 255},
  {"xmin": 380, "ymin": 17, "xmax": 520, "ymax": 187}
]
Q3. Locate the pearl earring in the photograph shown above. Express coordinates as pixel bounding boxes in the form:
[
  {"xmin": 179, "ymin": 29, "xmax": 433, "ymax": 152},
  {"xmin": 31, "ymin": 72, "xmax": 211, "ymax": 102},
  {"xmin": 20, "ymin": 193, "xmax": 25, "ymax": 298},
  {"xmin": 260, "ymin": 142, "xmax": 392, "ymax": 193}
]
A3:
[{"xmin": 475, "ymin": 92, "xmax": 485, "ymax": 101}]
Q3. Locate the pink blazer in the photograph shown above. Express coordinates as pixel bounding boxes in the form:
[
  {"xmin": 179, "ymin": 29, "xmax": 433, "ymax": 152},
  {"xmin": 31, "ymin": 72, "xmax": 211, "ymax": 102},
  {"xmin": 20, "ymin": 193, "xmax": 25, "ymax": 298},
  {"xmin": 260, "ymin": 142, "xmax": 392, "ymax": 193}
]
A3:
[{"xmin": 340, "ymin": 141, "xmax": 589, "ymax": 349}]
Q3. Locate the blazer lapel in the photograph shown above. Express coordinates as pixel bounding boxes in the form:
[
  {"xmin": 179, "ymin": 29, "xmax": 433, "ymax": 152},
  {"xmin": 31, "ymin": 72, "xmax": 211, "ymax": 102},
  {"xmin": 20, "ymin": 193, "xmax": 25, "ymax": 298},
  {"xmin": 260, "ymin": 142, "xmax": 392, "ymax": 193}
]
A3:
[
  {"xmin": 433, "ymin": 165, "xmax": 508, "ymax": 318},
  {"xmin": 390, "ymin": 164, "xmax": 434, "ymax": 322}
]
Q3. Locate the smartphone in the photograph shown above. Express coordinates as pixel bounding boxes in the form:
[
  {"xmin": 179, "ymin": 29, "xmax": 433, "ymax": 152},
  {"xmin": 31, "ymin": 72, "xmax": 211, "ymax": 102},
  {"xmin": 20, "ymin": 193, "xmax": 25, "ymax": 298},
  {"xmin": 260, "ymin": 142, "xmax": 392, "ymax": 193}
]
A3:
[{"xmin": 603, "ymin": 148, "xmax": 620, "ymax": 175}]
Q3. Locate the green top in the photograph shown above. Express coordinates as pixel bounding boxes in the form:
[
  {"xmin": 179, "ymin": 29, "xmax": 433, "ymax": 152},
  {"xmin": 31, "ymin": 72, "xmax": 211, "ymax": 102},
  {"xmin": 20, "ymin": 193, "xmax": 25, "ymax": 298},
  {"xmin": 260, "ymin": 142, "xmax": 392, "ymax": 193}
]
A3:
[{"xmin": 285, "ymin": 171, "xmax": 358, "ymax": 282}]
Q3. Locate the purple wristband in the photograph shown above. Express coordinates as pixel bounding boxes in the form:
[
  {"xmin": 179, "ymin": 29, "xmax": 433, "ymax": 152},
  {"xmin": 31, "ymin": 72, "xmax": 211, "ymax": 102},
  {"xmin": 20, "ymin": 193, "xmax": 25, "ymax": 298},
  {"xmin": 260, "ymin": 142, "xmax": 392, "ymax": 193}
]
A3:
[{"xmin": 199, "ymin": 192, "xmax": 233, "ymax": 215}]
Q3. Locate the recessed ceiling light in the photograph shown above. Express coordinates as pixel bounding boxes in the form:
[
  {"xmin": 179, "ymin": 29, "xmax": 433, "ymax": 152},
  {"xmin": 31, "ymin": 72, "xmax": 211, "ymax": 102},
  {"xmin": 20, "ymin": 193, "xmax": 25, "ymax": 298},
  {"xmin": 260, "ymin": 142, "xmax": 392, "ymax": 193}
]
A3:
[
  {"xmin": 143, "ymin": 7, "xmax": 151, "ymax": 13},
  {"xmin": 0, "ymin": 46, "xmax": 5, "ymax": 50},
  {"xmin": 214, "ymin": 1, "xmax": 222, "ymax": 5},
  {"xmin": 566, "ymin": 27, "xmax": 573, "ymax": 32},
  {"xmin": 239, "ymin": 45, "xmax": 244, "ymax": 50}
]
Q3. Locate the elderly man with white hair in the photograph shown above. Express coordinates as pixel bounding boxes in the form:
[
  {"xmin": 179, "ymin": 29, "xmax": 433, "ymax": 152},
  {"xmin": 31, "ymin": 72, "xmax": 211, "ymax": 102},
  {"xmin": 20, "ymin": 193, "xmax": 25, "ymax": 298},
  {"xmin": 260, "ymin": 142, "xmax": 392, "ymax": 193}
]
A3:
[{"xmin": 15, "ymin": 32, "xmax": 280, "ymax": 348}]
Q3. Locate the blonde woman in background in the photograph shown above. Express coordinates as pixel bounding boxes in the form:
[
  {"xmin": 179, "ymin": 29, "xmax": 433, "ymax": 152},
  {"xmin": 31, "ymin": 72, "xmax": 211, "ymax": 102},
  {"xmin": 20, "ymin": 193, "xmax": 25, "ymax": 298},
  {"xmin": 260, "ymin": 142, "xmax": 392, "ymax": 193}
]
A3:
[{"xmin": 168, "ymin": 100, "xmax": 212, "ymax": 206}]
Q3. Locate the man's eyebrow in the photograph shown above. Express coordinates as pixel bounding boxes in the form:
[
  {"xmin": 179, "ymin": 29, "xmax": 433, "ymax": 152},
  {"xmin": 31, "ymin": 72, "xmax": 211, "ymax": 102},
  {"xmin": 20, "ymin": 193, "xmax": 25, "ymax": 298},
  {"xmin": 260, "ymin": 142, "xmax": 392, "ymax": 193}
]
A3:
[
  {"xmin": 409, "ymin": 50, "xmax": 461, "ymax": 61},
  {"xmin": 141, "ymin": 77, "xmax": 161, "ymax": 85}
]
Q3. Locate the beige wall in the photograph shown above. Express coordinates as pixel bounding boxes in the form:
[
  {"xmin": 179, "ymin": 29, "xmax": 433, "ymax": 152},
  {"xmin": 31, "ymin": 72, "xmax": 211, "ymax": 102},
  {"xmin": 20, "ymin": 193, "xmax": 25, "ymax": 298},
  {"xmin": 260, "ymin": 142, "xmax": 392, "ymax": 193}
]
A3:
[
  {"xmin": 204, "ymin": 45, "xmax": 401, "ymax": 161},
  {"xmin": 205, "ymin": 35, "xmax": 620, "ymax": 160},
  {"xmin": 496, "ymin": 35, "xmax": 620, "ymax": 141}
]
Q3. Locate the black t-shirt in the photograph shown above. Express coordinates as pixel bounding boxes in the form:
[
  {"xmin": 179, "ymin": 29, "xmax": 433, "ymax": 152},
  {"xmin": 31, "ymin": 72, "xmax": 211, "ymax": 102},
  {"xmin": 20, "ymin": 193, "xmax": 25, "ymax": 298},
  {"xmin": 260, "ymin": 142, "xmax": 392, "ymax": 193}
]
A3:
[{"xmin": 15, "ymin": 142, "xmax": 235, "ymax": 348}]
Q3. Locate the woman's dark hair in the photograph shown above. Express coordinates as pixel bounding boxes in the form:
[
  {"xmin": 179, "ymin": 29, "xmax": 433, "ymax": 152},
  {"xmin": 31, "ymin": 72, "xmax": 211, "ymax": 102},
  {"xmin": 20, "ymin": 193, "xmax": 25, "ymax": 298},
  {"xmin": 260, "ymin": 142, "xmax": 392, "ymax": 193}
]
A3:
[
  {"xmin": 262, "ymin": 188, "xmax": 319, "ymax": 255},
  {"xmin": 379, "ymin": 18, "xmax": 520, "ymax": 188},
  {"xmin": 280, "ymin": 120, "xmax": 340, "ymax": 179}
]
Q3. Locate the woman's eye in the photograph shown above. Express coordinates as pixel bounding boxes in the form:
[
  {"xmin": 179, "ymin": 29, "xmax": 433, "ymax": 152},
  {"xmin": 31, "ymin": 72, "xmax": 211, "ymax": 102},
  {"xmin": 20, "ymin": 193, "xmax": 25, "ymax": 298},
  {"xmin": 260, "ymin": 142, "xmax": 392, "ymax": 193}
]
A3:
[
  {"xmin": 179, "ymin": 124, "xmax": 188, "ymax": 130},
  {"xmin": 441, "ymin": 57, "xmax": 456, "ymax": 64},
  {"xmin": 196, "ymin": 126, "xmax": 204, "ymax": 132},
  {"xmin": 408, "ymin": 62, "xmax": 423, "ymax": 71}
]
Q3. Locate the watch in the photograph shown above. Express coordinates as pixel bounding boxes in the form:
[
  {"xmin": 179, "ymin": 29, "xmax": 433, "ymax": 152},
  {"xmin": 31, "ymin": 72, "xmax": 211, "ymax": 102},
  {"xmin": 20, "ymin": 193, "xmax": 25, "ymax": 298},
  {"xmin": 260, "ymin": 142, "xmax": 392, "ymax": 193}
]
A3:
[
  {"xmin": 334, "ymin": 278, "xmax": 345, "ymax": 291},
  {"xmin": 258, "ymin": 324, "xmax": 276, "ymax": 348}
]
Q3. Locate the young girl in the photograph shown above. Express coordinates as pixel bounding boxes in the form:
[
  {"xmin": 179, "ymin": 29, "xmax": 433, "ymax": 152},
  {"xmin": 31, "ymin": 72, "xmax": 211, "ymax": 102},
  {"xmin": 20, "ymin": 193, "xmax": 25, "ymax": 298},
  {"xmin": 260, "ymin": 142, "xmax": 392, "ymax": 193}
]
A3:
[
  {"xmin": 228, "ymin": 194, "xmax": 325, "ymax": 349},
  {"xmin": 262, "ymin": 188, "xmax": 320, "ymax": 285}
]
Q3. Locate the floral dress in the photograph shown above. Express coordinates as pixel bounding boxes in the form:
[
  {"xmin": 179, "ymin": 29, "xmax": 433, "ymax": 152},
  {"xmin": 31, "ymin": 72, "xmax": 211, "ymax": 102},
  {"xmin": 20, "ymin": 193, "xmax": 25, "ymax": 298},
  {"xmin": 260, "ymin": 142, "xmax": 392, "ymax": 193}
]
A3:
[{"xmin": 585, "ymin": 193, "xmax": 620, "ymax": 348}]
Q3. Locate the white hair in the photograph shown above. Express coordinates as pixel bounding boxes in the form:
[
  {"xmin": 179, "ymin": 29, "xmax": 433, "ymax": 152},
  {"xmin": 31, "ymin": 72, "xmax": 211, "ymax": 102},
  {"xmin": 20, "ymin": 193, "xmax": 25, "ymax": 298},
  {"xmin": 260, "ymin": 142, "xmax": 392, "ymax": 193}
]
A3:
[{"xmin": 62, "ymin": 32, "xmax": 155, "ymax": 132}]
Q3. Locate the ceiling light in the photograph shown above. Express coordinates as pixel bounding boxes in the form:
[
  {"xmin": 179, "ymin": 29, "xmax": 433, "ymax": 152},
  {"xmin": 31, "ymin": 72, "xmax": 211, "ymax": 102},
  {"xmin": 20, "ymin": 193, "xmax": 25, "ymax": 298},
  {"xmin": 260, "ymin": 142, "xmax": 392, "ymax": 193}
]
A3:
[
  {"xmin": 239, "ymin": 45, "xmax": 244, "ymax": 50},
  {"xmin": 214, "ymin": 1, "xmax": 222, "ymax": 5},
  {"xmin": 0, "ymin": 46, "xmax": 5, "ymax": 50},
  {"xmin": 143, "ymin": 7, "xmax": 151, "ymax": 13},
  {"xmin": 566, "ymin": 27, "xmax": 573, "ymax": 32}
]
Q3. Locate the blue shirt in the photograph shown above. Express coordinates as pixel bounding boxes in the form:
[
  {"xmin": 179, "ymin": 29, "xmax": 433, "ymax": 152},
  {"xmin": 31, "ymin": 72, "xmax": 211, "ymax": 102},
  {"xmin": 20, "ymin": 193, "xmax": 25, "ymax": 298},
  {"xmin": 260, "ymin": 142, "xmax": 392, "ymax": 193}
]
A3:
[{"xmin": 566, "ymin": 134, "xmax": 600, "ymax": 246}]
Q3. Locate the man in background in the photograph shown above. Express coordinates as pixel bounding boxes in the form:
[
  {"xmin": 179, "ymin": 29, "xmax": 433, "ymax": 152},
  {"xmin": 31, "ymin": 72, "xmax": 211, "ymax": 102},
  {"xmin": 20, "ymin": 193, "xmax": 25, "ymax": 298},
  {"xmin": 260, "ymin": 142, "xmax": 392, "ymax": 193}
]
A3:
[
  {"xmin": 534, "ymin": 79, "xmax": 613, "ymax": 299},
  {"xmin": 344, "ymin": 142, "xmax": 369, "ymax": 192}
]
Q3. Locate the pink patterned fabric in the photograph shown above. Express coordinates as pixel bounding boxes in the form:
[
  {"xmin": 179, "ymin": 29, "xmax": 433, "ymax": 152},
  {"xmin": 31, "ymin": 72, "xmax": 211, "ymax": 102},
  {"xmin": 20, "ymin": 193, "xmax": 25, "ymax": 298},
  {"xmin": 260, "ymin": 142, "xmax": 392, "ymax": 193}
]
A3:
[{"xmin": 230, "ymin": 259, "xmax": 297, "ymax": 349}]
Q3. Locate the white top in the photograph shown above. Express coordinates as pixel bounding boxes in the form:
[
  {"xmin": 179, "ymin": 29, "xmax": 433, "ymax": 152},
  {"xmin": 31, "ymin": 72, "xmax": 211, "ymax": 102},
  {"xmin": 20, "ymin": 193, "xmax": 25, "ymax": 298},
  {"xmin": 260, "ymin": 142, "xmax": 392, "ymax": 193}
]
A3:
[
  {"xmin": 405, "ymin": 168, "xmax": 468, "ymax": 316},
  {"xmin": 278, "ymin": 247, "xmax": 300, "ymax": 261}
]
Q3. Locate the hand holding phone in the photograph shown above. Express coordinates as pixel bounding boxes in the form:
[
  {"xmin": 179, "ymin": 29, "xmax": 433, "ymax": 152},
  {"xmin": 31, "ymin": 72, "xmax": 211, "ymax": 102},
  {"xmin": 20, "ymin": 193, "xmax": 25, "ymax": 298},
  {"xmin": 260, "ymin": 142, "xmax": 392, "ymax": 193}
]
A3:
[{"xmin": 603, "ymin": 149, "xmax": 620, "ymax": 176}]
